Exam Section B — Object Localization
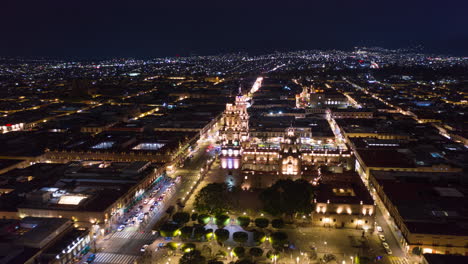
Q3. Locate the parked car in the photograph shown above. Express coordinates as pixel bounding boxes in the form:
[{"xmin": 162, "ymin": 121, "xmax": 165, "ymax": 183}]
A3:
[
  {"xmin": 117, "ymin": 225, "xmax": 125, "ymax": 232},
  {"xmin": 378, "ymin": 234, "xmax": 386, "ymax": 241},
  {"xmin": 140, "ymin": 245, "xmax": 148, "ymax": 252},
  {"xmin": 382, "ymin": 242, "xmax": 390, "ymax": 249},
  {"xmin": 385, "ymin": 247, "xmax": 392, "ymax": 255},
  {"xmin": 376, "ymin": 226, "xmax": 383, "ymax": 232},
  {"xmin": 87, "ymin": 254, "xmax": 96, "ymax": 263}
]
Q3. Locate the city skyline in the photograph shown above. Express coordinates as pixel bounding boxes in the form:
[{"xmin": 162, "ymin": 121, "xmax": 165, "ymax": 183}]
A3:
[{"xmin": 2, "ymin": 0, "xmax": 468, "ymax": 58}]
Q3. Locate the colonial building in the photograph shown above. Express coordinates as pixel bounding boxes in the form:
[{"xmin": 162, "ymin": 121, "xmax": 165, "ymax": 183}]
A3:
[
  {"xmin": 218, "ymin": 83, "xmax": 353, "ymax": 188},
  {"xmin": 219, "ymin": 88, "xmax": 250, "ymax": 172}
]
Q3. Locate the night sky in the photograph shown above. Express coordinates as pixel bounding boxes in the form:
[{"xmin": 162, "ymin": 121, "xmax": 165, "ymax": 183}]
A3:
[{"xmin": 2, "ymin": 0, "xmax": 468, "ymax": 58}]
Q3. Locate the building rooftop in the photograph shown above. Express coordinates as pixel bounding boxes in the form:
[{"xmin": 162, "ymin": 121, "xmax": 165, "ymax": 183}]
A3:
[
  {"xmin": 375, "ymin": 176, "xmax": 468, "ymax": 236},
  {"xmin": 316, "ymin": 171, "xmax": 374, "ymax": 205}
]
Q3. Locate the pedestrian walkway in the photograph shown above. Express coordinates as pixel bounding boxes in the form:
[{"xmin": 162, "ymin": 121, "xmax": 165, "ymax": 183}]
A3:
[
  {"xmin": 111, "ymin": 231, "xmax": 156, "ymax": 240},
  {"xmin": 388, "ymin": 255, "xmax": 409, "ymax": 264},
  {"xmin": 94, "ymin": 253, "xmax": 138, "ymax": 264}
]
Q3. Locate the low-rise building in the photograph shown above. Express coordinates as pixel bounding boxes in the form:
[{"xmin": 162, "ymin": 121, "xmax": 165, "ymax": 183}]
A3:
[{"xmin": 312, "ymin": 171, "xmax": 375, "ymax": 231}]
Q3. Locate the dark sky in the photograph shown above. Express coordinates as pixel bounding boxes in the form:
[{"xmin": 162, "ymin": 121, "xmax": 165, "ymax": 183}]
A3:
[{"xmin": 2, "ymin": 0, "xmax": 468, "ymax": 58}]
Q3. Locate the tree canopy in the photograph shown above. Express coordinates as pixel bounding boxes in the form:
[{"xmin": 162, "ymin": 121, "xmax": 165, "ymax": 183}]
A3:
[
  {"xmin": 233, "ymin": 231, "xmax": 248, "ymax": 245},
  {"xmin": 173, "ymin": 212, "xmax": 190, "ymax": 226},
  {"xmin": 233, "ymin": 246, "xmax": 245, "ymax": 258},
  {"xmin": 249, "ymin": 247, "xmax": 263, "ymax": 257},
  {"xmin": 215, "ymin": 214, "xmax": 230, "ymax": 228},
  {"xmin": 179, "ymin": 249, "xmax": 206, "ymax": 264},
  {"xmin": 270, "ymin": 231, "xmax": 288, "ymax": 247},
  {"xmin": 159, "ymin": 222, "xmax": 179, "ymax": 237},
  {"xmin": 259, "ymin": 179, "xmax": 314, "ymax": 216},
  {"xmin": 254, "ymin": 218, "xmax": 269, "ymax": 229},
  {"xmin": 215, "ymin": 229, "xmax": 230, "ymax": 244},
  {"xmin": 253, "ymin": 230, "xmax": 266, "ymax": 244},
  {"xmin": 194, "ymin": 183, "xmax": 230, "ymax": 215},
  {"xmin": 237, "ymin": 216, "xmax": 251, "ymax": 228}
]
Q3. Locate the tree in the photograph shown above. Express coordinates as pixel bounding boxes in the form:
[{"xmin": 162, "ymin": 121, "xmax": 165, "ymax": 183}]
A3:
[
  {"xmin": 233, "ymin": 231, "xmax": 248, "ymax": 245},
  {"xmin": 270, "ymin": 232, "xmax": 288, "ymax": 247},
  {"xmin": 271, "ymin": 219, "xmax": 284, "ymax": 229},
  {"xmin": 166, "ymin": 242, "xmax": 178, "ymax": 251},
  {"xmin": 233, "ymin": 246, "xmax": 245, "ymax": 258},
  {"xmin": 237, "ymin": 216, "xmax": 251, "ymax": 228},
  {"xmin": 215, "ymin": 229, "xmax": 230, "ymax": 245},
  {"xmin": 204, "ymin": 228, "xmax": 214, "ymax": 240},
  {"xmin": 198, "ymin": 214, "xmax": 211, "ymax": 225},
  {"xmin": 249, "ymin": 247, "xmax": 263, "ymax": 257},
  {"xmin": 254, "ymin": 218, "xmax": 269, "ymax": 229},
  {"xmin": 191, "ymin": 213, "xmax": 199, "ymax": 222},
  {"xmin": 180, "ymin": 226, "xmax": 193, "ymax": 240},
  {"xmin": 194, "ymin": 183, "xmax": 230, "ymax": 214},
  {"xmin": 259, "ymin": 179, "xmax": 314, "ymax": 216},
  {"xmin": 181, "ymin": 243, "xmax": 196, "ymax": 253},
  {"xmin": 215, "ymin": 214, "xmax": 230, "ymax": 228},
  {"xmin": 173, "ymin": 212, "xmax": 190, "ymax": 226},
  {"xmin": 159, "ymin": 222, "xmax": 179, "ymax": 237},
  {"xmin": 179, "ymin": 250, "xmax": 206, "ymax": 264},
  {"xmin": 194, "ymin": 226, "xmax": 206, "ymax": 241},
  {"xmin": 253, "ymin": 230, "xmax": 266, "ymax": 245}
]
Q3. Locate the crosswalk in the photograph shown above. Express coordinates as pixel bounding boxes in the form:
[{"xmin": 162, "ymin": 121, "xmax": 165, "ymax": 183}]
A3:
[
  {"xmin": 94, "ymin": 253, "xmax": 138, "ymax": 264},
  {"xmin": 388, "ymin": 256, "xmax": 409, "ymax": 264},
  {"xmin": 111, "ymin": 231, "xmax": 155, "ymax": 240}
]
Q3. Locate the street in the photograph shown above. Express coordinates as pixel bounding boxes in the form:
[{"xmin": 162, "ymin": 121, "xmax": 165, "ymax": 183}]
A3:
[{"xmin": 77, "ymin": 140, "xmax": 215, "ymax": 264}]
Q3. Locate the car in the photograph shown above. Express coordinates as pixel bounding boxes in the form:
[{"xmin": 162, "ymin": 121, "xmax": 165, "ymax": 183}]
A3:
[
  {"xmin": 144, "ymin": 212, "xmax": 149, "ymax": 216},
  {"xmin": 385, "ymin": 247, "xmax": 393, "ymax": 255},
  {"xmin": 87, "ymin": 254, "xmax": 96, "ymax": 263},
  {"xmin": 149, "ymin": 206, "xmax": 155, "ymax": 211},
  {"xmin": 117, "ymin": 225, "xmax": 125, "ymax": 232},
  {"xmin": 376, "ymin": 226, "xmax": 383, "ymax": 232},
  {"xmin": 158, "ymin": 242, "xmax": 165, "ymax": 248},
  {"xmin": 157, "ymin": 196, "xmax": 164, "ymax": 201},
  {"xmin": 140, "ymin": 244, "xmax": 148, "ymax": 252},
  {"xmin": 143, "ymin": 199, "xmax": 149, "ymax": 205},
  {"xmin": 382, "ymin": 242, "xmax": 390, "ymax": 249},
  {"xmin": 139, "ymin": 205, "xmax": 143, "ymax": 209},
  {"xmin": 153, "ymin": 201, "xmax": 159, "ymax": 206},
  {"xmin": 378, "ymin": 234, "xmax": 385, "ymax": 241}
]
